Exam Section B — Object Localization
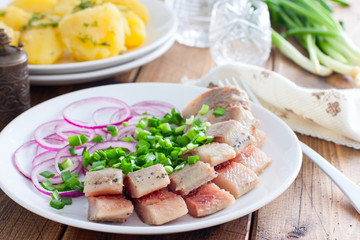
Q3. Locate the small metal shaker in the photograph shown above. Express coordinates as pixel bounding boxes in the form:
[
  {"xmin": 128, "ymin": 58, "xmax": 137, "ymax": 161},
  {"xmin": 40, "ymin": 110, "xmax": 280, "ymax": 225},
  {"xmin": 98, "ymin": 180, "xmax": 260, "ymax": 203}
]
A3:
[{"xmin": 0, "ymin": 29, "xmax": 31, "ymax": 129}]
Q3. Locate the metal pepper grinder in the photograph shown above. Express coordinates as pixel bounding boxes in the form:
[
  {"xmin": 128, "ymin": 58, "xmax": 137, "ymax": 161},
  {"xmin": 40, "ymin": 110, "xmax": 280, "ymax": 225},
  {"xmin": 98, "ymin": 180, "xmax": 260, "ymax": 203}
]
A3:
[{"xmin": 0, "ymin": 29, "xmax": 31, "ymax": 129}]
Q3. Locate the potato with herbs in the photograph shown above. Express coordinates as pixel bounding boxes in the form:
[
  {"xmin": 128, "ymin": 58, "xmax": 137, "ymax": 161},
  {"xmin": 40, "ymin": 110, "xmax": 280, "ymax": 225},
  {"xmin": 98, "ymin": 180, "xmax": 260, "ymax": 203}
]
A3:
[
  {"xmin": 48, "ymin": 0, "xmax": 82, "ymax": 18},
  {"xmin": 10, "ymin": 0, "xmax": 58, "ymax": 13},
  {"xmin": 0, "ymin": 21, "xmax": 20, "ymax": 46},
  {"xmin": 107, "ymin": 0, "xmax": 149, "ymax": 23},
  {"xmin": 117, "ymin": 6, "xmax": 146, "ymax": 49},
  {"xmin": 59, "ymin": 3, "xmax": 128, "ymax": 61},
  {"xmin": 20, "ymin": 14, "xmax": 63, "ymax": 64},
  {"xmin": 0, "ymin": 5, "xmax": 30, "ymax": 31}
]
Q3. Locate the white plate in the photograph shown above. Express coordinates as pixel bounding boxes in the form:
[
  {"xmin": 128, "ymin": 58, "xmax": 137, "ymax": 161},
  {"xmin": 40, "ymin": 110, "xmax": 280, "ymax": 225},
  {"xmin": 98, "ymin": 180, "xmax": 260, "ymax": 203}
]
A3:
[
  {"xmin": 0, "ymin": 83, "xmax": 302, "ymax": 235},
  {"xmin": 29, "ymin": 37, "xmax": 175, "ymax": 85},
  {"xmin": 0, "ymin": 0, "xmax": 177, "ymax": 74}
]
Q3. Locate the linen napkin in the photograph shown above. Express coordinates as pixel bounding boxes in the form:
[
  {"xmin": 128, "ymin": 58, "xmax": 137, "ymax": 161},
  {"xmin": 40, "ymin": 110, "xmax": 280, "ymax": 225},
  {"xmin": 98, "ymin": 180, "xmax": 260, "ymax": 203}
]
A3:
[{"xmin": 182, "ymin": 63, "xmax": 360, "ymax": 149}]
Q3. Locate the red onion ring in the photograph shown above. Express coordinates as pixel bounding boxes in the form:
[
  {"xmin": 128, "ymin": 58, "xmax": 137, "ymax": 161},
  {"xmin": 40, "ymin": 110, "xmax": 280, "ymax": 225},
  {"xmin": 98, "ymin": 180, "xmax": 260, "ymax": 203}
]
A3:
[
  {"xmin": 63, "ymin": 97, "xmax": 130, "ymax": 129},
  {"xmin": 34, "ymin": 120, "xmax": 68, "ymax": 151},
  {"xmin": 87, "ymin": 141, "xmax": 136, "ymax": 154},
  {"xmin": 13, "ymin": 140, "xmax": 38, "ymax": 179}
]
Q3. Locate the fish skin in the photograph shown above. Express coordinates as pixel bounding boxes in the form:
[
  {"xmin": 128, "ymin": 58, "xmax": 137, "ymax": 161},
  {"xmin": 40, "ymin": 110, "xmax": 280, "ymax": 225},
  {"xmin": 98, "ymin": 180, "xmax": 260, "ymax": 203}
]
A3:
[
  {"xmin": 185, "ymin": 182, "xmax": 235, "ymax": 217},
  {"xmin": 182, "ymin": 86, "xmax": 250, "ymax": 119},
  {"xmin": 212, "ymin": 161, "xmax": 260, "ymax": 199},
  {"xmin": 133, "ymin": 188, "xmax": 188, "ymax": 225},
  {"xmin": 206, "ymin": 120, "xmax": 253, "ymax": 154},
  {"xmin": 88, "ymin": 195, "xmax": 133, "ymax": 223},
  {"xmin": 182, "ymin": 142, "xmax": 236, "ymax": 167},
  {"xmin": 84, "ymin": 168, "xmax": 123, "ymax": 197},
  {"xmin": 125, "ymin": 164, "xmax": 170, "ymax": 198},
  {"xmin": 169, "ymin": 161, "xmax": 217, "ymax": 196}
]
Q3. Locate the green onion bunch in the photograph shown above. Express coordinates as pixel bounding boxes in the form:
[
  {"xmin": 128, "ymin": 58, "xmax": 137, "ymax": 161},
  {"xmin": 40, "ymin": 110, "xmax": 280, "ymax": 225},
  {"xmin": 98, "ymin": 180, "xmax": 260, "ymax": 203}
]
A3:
[{"xmin": 262, "ymin": 0, "xmax": 360, "ymax": 84}]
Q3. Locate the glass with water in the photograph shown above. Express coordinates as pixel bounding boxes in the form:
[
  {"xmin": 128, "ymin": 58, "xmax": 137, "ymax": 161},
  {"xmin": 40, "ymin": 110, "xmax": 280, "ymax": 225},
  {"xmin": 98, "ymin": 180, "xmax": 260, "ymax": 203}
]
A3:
[
  {"xmin": 209, "ymin": 0, "xmax": 272, "ymax": 65},
  {"xmin": 165, "ymin": 0, "xmax": 217, "ymax": 48}
]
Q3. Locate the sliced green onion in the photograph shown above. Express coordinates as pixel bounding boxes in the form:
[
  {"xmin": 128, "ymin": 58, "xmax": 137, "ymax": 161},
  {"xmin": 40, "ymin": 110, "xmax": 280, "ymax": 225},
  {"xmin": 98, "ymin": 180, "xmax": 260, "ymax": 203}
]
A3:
[
  {"xmin": 159, "ymin": 122, "xmax": 172, "ymax": 134},
  {"xmin": 185, "ymin": 116, "xmax": 194, "ymax": 125},
  {"xmin": 69, "ymin": 147, "xmax": 77, "ymax": 156},
  {"xmin": 40, "ymin": 170, "xmax": 55, "ymax": 179},
  {"xmin": 107, "ymin": 125, "xmax": 119, "ymax": 137},
  {"xmin": 56, "ymin": 183, "xmax": 68, "ymax": 192},
  {"xmin": 122, "ymin": 121, "xmax": 130, "ymax": 126},
  {"xmin": 90, "ymin": 160, "xmax": 106, "ymax": 171},
  {"xmin": 174, "ymin": 162, "xmax": 185, "ymax": 171},
  {"xmin": 92, "ymin": 135, "xmax": 106, "ymax": 143},
  {"xmin": 121, "ymin": 159, "xmax": 133, "ymax": 174},
  {"xmin": 213, "ymin": 108, "xmax": 227, "ymax": 116},
  {"xmin": 41, "ymin": 180, "xmax": 56, "ymax": 191},
  {"xmin": 199, "ymin": 104, "xmax": 210, "ymax": 115},
  {"xmin": 50, "ymin": 199, "xmax": 65, "ymax": 209},
  {"xmin": 82, "ymin": 151, "xmax": 90, "ymax": 167},
  {"xmin": 121, "ymin": 137, "xmax": 134, "ymax": 142},
  {"xmin": 68, "ymin": 134, "xmax": 88, "ymax": 146},
  {"xmin": 136, "ymin": 118, "xmax": 148, "ymax": 129},
  {"xmin": 188, "ymin": 155, "xmax": 200, "ymax": 164},
  {"xmin": 60, "ymin": 158, "xmax": 73, "ymax": 170},
  {"xmin": 61, "ymin": 197, "xmax": 72, "ymax": 205},
  {"xmin": 164, "ymin": 165, "xmax": 174, "ymax": 175},
  {"xmin": 51, "ymin": 189, "xmax": 61, "ymax": 200},
  {"xmin": 175, "ymin": 125, "xmax": 185, "ymax": 134}
]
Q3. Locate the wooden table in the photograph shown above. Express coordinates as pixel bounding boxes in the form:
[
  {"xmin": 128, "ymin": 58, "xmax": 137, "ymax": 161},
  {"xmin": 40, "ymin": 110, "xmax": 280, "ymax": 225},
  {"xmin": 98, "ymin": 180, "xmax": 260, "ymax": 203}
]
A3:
[{"xmin": 1, "ymin": 1, "xmax": 360, "ymax": 239}]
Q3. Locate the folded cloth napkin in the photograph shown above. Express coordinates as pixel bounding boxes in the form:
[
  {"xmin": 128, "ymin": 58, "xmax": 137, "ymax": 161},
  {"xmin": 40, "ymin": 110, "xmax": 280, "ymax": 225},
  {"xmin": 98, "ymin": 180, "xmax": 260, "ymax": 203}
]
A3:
[{"xmin": 182, "ymin": 63, "xmax": 360, "ymax": 149}]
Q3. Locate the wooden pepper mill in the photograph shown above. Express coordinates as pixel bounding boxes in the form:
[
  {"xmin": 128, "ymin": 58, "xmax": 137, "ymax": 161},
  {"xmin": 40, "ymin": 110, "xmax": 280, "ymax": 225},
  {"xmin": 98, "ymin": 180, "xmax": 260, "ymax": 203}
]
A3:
[{"xmin": 0, "ymin": 29, "xmax": 31, "ymax": 129}]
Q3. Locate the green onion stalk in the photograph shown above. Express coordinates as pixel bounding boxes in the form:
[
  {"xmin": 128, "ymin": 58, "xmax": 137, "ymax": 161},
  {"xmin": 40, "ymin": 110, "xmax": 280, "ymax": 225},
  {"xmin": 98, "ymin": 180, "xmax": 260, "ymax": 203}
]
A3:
[{"xmin": 262, "ymin": 0, "xmax": 360, "ymax": 85}]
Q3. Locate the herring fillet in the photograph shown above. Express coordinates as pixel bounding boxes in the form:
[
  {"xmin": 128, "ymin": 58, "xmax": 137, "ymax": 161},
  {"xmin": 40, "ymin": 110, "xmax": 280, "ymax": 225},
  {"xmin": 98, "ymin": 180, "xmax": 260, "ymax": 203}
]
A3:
[
  {"xmin": 133, "ymin": 188, "xmax": 188, "ymax": 225},
  {"xmin": 168, "ymin": 161, "xmax": 217, "ymax": 196},
  {"xmin": 233, "ymin": 145, "xmax": 272, "ymax": 175},
  {"xmin": 182, "ymin": 142, "xmax": 236, "ymax": 167},
  {"xmin": 88, "ymin": 195, "xmax": 134, "ymax": 223},
  {"xmin": 125, "ymin": 164, "xmax": 170, "ymax": 198},
  {"xmin": 206, "ymin": 120, "xmax": 253, "ymax": 154},
  {"xmin": 212, "ymin": 161, "xmax": 260, "ymax": 199},
  {"xmin": 182, "ymin": 86, "xmax": 251, "ymax": 119},
  {"xmin": 185, "ymin": 182, "xmax": 235, "ymax": 217},
  {"xmin": 83, "ymin": 168, "xmax": 123, "ymax": 197}
]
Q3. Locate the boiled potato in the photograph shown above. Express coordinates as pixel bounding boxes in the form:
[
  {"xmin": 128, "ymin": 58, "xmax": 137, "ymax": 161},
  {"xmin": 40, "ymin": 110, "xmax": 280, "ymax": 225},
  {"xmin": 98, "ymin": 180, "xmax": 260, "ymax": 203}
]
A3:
[
  {"xmin": 117, "ymin": 6, "xmax": 146, "ymax": 49},
  {"xmin": 48, "ymin": 0, "xmax": 82, "ymax": 18},
  {"xmin": 0, "ymin": 21, "xmax": 20, "ymax": 46},
  {"xmin": 10, "ymin": 0, "xmax": 59, "ymax": 13},
  {"xmin": 107, "ymin": 0, "xmax": 149, "ymax": 23},
  {"xmin": 0, "ymin": 6, "xmax": 30, "ymax": 31},
  {"xmin": 20, "ymin": 26, "xmax": 64, "ymax": 64},
  {"xmin": 59, "ymin": 3, "xmax": 128, "ymax": 61}
]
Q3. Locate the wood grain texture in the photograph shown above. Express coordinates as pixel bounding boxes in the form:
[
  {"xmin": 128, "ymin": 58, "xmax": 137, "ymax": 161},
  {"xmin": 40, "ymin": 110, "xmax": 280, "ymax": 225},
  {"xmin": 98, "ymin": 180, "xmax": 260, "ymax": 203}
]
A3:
[{"xmin": 61, "ymin": 215, "xmax": 251, "ymax": 240}]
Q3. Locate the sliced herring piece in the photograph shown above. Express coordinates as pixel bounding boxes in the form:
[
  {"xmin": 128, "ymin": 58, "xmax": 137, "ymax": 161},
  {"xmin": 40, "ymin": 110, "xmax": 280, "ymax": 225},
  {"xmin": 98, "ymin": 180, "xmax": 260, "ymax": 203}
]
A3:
[
  {"xmin": 233, "ymin": 145, "xmax": 272, "ymax": 175},
  {"xmin": 133, "ymin": 188, "xmax": 188, "ymax": 225},
  {"xmin": 88, "ymin": 195, "xmax": 133, "ymax": 223},
  {"xmin": 185, "ymin": 182, "xmax": 235, "ymax": 217},
  {"xmin": 212, "ymin": 161, "xmax": 260, "ymax": 199},
  {"xmin": 83, "ymin": 168, "xmax": 123, "ymax": 197},
  {"xmin": 182, "ymin": 86, "xmax": 250, "ymax": 119},
  {"xmin": 168, "ymin": 161, "xmax": 217, "ymax": 196},
  {"xmin": 125, "ymin": 164, "xmax": 170, "ymax": 198},
  {"xmin": 206, "ymin": 120, "xmax": 253, "ymax": 154},
  {"xmin": 182, "ymin": 142, "xmax": 236, "ymax": 167}
]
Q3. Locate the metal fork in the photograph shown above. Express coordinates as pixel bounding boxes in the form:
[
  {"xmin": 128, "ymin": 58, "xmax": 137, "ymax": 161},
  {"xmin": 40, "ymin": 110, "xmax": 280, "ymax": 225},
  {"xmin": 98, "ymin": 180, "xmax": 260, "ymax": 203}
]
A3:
[{"xmin": 219, "ymin": 77, "xmax": 360, "ymax": 214}]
